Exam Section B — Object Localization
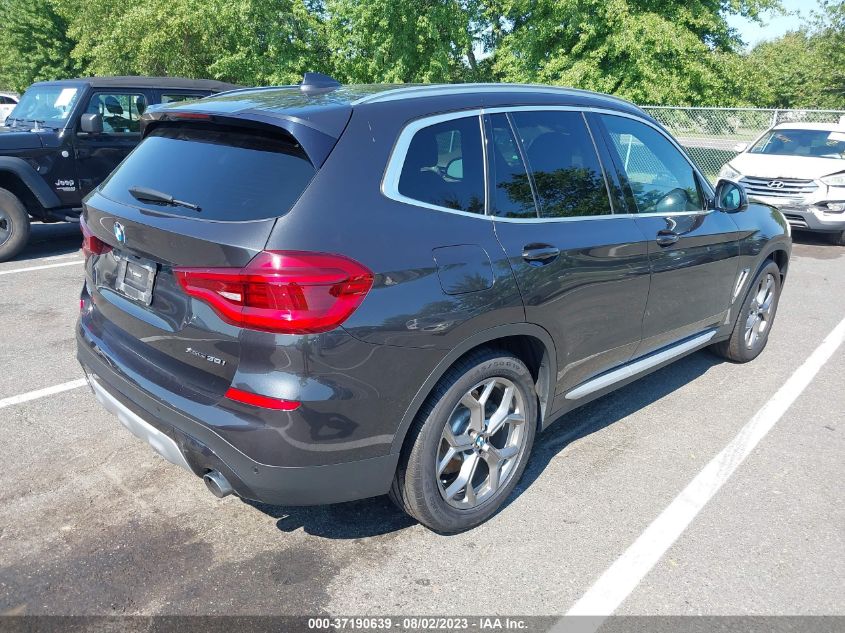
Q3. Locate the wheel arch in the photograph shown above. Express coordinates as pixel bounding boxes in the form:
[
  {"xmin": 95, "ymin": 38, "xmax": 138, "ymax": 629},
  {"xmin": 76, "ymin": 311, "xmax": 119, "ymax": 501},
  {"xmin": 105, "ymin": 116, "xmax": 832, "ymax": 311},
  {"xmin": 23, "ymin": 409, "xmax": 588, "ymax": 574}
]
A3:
[
  {"xmin": 0, "ymin": 157, "xmax": 62, "ymax": 213},
  {"xmin": 389, "ymin": 323, "xmax": 557, "ymax": 455},
  {"xmin": 766, "ymin": 245, "xmax": 789, "ymax": 281}
]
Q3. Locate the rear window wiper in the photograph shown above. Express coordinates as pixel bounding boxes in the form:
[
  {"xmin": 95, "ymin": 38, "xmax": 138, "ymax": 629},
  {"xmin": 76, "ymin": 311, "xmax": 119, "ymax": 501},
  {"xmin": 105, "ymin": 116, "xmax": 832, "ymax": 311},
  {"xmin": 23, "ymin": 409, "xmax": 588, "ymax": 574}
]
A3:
[{"xmin": 128, "ymin": 186, "xmax": 201, "ymax": 212}]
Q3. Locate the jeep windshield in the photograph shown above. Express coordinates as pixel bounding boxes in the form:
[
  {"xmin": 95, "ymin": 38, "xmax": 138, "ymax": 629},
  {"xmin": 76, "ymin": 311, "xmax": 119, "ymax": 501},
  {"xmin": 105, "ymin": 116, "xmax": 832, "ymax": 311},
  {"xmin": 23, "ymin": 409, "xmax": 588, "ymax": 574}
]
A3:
[
  {"xmin": 6, "ymin": 85, "xmax": 81, "ymax": 127},
  {"xmin": 750, "ymin": 128, "xmax": 845, "ymax": 159}
]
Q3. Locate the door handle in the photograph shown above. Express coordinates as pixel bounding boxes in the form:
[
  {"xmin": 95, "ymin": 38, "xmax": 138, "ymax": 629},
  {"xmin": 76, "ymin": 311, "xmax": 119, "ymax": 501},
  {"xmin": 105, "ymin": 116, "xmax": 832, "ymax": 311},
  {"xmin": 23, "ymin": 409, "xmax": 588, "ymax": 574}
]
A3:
[
  {"xmin": 655, "ymin": 230, "xmax": 679, "ymax": 247},
  {"xmin": 522, "ymin": 244, "xmax": 560, "ymax": 264}
]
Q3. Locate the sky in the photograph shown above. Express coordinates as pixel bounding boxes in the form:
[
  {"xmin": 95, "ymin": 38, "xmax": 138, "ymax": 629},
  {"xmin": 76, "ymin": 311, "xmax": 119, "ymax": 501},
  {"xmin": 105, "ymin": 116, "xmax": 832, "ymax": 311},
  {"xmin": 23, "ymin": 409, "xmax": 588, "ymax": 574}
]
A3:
[{"xmin": 727, "ymin": 0, "xmax": 818, "ymax": 48}]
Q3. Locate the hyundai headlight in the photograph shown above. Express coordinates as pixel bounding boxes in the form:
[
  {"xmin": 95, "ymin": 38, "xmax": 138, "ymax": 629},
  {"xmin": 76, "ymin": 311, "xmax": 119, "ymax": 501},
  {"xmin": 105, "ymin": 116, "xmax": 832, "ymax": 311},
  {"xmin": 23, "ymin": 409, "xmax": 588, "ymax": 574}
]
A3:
[
  {"xmin": 821, "ymin": 171, "xmax": 845, "ymax": 187},
  {"xmin": 719, "ymin": 164, "xmax": 741, "ymax": 181}
]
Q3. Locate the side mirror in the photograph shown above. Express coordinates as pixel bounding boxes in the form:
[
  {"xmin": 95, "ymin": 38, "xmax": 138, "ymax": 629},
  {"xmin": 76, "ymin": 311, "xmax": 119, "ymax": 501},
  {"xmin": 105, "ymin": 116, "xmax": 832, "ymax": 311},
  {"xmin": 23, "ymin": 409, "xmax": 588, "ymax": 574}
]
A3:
[
  {"xmin": 445, "ymin": 158, "xmax": 463, "ymax": 179},
  {"xmin": 79, "ymin": 113, "xmax": 103, "ymax": 134},
  {"xmin": 732, "ymin": 142, "xmax": 748, "ymax": 153},
  {"xmin": 714, "ymin": 179, "xmax": 748, "ymax": 213}
]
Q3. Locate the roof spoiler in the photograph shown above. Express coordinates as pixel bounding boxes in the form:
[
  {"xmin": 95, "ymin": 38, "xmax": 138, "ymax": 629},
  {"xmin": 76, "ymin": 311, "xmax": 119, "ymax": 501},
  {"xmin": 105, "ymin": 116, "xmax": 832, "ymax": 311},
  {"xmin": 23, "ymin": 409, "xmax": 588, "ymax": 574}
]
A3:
[{"xmin": 140, "ymin": 108, "xmax": 349, "ymax": 169}]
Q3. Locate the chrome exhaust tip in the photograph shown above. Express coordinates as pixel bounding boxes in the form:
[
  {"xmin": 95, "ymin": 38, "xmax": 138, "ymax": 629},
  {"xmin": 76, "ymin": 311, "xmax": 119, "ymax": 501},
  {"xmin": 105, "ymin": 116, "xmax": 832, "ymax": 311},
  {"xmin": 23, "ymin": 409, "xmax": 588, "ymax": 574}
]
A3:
[{"xmin": 203, "ymin": 470, "xmax": 233, "ymax": 498}]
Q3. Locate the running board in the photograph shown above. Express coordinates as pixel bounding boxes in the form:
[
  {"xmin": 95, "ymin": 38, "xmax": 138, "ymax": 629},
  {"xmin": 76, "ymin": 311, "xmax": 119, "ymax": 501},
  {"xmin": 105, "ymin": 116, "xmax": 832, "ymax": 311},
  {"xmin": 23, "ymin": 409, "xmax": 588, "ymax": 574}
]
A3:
[{"xmin": 565, "ymin": 330, "xmax": 718, "ymax": 401}]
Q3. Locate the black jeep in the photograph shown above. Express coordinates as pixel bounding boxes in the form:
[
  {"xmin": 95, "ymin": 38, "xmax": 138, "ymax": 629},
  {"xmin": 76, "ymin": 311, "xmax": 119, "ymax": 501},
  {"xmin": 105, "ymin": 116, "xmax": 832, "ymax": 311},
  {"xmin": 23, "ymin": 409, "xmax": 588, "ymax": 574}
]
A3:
[{"xmin": 0, "ymin": 76, "xmax": 237, "ymax": 261}]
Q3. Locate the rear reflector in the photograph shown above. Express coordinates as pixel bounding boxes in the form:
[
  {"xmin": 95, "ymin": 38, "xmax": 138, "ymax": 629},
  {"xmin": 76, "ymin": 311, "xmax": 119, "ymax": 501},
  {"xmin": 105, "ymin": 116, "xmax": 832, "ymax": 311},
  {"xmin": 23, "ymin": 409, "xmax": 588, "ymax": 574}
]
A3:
[
  {"xmin": 80, "ymin": 216, "xmax": 112, "ymax": 257},
  {"xmin": 225, "ymin": 387, "xmax": 300, "ymax": 411},
  {"xmin": 175, "ymin": 251, "xmax": 373, "ymax": 334}
]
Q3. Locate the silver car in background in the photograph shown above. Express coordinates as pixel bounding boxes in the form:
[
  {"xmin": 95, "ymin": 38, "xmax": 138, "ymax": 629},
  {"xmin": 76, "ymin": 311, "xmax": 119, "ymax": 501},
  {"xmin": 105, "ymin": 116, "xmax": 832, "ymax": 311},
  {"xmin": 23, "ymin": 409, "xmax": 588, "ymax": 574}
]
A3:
[{"xmin": 719, "ymin": 122, "xmax": 845, "ymax": 245}]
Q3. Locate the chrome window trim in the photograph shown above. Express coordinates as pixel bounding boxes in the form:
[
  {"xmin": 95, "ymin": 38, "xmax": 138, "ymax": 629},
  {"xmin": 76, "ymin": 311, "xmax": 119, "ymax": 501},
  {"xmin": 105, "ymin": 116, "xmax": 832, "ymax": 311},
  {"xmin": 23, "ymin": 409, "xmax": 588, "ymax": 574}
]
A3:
[
  {"xmin": 381, "ymin": 109, "xmax": 488, "ymax": 220},
  {"xmin": 381, "ymin": 105, "xmax": 715, "ymax": 223}
]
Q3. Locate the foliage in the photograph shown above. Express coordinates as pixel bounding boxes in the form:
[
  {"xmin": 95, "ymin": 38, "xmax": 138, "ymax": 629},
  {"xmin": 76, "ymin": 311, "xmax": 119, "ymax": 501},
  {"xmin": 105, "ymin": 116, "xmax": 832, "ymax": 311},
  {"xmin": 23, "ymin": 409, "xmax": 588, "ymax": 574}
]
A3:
[
  {"xmin": 487, "ymin": 0, "xmax": 782, "ymax": 106},
  {"xmin": 0, "ymin": 0, "xmax": 81, "ymax": 92},
  {"xmin": 324, "ymin": 0, "xmax": 481, "ymax": 83},
  {"xmin": 65, "ymin": 0, "xmax": 325, "ymax": 86},
  {"xmin": 742, "ymin": 1, "xmax": 845, "ymax": 109},
  {"xmin": 0, "ymin": 0, "xmax": 842, "ymax": 109}
]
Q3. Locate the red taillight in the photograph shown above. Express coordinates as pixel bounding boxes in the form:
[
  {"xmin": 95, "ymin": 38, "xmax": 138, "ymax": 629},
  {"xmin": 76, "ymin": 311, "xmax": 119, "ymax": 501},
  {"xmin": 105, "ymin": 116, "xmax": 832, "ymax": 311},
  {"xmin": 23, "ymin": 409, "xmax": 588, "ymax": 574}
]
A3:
[
  {"xmin": 80, "ymin": 216, "xmax": 112, "ymax": 257},
  {"xmin": 225, "ymin": 387, "xmax": 300, "ymax": 411},
  {"xmin": 174, "ymin": 251, "xmax": 374, "ymax": 334}
]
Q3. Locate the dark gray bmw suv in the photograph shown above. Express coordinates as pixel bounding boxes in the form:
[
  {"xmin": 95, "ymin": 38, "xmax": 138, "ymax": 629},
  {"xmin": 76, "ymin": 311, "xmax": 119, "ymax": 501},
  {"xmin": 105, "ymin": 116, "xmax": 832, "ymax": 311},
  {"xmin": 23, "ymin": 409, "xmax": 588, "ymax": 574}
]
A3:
[{"xmin": 77, "ymin": 74, "xmax": 791, "ymax": 533}]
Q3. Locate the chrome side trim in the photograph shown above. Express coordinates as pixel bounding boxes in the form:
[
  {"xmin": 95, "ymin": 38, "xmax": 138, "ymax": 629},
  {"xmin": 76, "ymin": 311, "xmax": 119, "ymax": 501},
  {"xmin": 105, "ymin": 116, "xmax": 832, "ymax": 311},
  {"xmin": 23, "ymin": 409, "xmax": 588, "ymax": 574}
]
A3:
[
  {"xmin": 88, "ymin": 373, "xmax": 193, "ymax": 472},
  {"xmin": 564, "ymin": 330, "xmax": 718, "ymax": 401},
  {"xmin": 381, "ymin": 105, "xmax": 715, "ymax": 223}
]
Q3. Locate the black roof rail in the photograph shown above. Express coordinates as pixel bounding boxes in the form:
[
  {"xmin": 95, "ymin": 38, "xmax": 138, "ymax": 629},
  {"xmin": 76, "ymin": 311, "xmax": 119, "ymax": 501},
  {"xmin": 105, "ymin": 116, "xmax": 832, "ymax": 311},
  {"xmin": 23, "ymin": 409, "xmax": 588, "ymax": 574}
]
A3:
[{"xmin": 300, "ymin": 72, "xmax": 342, "ymax": 96}]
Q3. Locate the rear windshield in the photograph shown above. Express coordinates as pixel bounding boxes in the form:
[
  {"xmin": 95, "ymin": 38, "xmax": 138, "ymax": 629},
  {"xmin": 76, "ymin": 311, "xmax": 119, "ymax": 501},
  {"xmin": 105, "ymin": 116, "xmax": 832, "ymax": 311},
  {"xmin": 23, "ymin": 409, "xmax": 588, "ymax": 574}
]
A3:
[{"xmin": 99, "ymin": 125, "xmax": 316, "ymax": 220}]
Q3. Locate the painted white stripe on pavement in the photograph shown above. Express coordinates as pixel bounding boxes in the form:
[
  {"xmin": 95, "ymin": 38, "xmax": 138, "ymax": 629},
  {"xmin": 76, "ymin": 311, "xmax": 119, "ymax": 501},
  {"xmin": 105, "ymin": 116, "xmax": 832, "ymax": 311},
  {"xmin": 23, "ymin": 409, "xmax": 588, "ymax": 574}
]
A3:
[
  {"xmin": 44, "ymin": 253, "xmax": 83, "ymax": 261},
  {"xmin": 559, "ymin": 314, "xmax": 845, "ymax": 627},
  {"xmin": 0, "ymin": 260, "xmax": 82, "ymax": 276},
  {"xmin": 0, "ymin": 379, "xmax": 88, "ymax": 409}
]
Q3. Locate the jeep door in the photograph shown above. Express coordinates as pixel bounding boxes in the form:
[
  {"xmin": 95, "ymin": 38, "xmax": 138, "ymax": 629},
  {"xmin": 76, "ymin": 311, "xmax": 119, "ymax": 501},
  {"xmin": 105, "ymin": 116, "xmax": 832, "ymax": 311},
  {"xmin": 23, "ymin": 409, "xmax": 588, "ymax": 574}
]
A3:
[
  {"xmin": 593, "ymin": 114, "xmax": 742, "ymax": 356},
  {"xmin": 74, "ymin": 89, "xmax": 151, "ymax": 198},
  {"xmin": 486, "ymin": 108, "xmax": 652, "ymax": 398}
]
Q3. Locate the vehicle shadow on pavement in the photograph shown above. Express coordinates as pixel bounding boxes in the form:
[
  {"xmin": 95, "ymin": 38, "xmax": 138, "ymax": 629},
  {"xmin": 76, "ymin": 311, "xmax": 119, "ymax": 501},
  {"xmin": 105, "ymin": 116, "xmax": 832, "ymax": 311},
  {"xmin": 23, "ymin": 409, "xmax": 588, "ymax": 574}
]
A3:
[
  {"xmin": 245, "ymin": 495, "xmax": 416, "ymax": 539},
  {"xmin": 507, "ymin": 350, "xmax": 722, "ymax": 510},
  {"xmin": 246, "ymin": 350, "xmax": 721, "ymax": 539},
  {"xmin": 9, "ymin": 222, "xmax": 81, "ymax": 263},
  {"xmin": 790, "ymin": 231, "xmax": 842, "ymax": 260}
]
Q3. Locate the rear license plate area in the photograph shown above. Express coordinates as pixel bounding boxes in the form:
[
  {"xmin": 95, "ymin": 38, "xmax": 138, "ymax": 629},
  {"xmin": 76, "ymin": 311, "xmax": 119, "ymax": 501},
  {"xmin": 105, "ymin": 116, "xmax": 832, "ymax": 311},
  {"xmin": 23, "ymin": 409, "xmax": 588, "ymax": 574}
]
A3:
[{"xmin": 115, "ymin": 254, "xmax": 157, "ymax": 305}]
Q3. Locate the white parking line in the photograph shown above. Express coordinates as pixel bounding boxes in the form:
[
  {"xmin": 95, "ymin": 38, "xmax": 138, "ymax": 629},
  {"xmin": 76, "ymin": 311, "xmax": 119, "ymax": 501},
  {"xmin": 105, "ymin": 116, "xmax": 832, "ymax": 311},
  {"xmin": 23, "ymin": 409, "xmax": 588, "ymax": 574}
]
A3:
[
  {"xmin": 559, "ymin": 314, "xmax": 845, "ymax": 627},
  {"xmin": 0, "ymin": 260, "xmax": 82, "ymax": 276},
  {"xmin": 44, "ymin": 253, "xmax": 82, "ymax": 261},
  {"xmin": 0, "ymin": 379, "xmax": 87, "ymax": 409}
]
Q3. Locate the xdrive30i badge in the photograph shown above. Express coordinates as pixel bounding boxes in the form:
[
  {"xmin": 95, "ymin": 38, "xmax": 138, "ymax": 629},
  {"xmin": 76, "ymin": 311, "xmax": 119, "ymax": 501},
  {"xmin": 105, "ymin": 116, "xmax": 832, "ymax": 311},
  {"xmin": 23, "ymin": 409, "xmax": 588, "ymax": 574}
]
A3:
[{"xmin": 185, "ymin": 347, "xmax": 226, "ymax": 366}]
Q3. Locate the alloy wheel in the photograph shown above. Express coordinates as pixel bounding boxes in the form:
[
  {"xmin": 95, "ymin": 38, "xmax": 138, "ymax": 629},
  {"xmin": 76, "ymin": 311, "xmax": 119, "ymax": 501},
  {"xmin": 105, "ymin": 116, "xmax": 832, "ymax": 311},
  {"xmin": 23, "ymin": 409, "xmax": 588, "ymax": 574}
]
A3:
[
  {"xmin": 0, "ymin": 209, "xmax": 10, "ymax": 246},
  {"xmin": 744, "ymin": 273, "xmax": 777, "ymax": 349},
  {"xmin": 436, "ymin": 377, "xmax": 528, "ymax": 510}
]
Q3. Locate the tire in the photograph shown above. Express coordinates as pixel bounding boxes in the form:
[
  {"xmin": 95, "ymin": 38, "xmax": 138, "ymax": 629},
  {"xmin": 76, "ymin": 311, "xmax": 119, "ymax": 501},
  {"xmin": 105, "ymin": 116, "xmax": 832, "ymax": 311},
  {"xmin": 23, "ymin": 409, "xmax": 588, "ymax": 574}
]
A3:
[
  {"xmin": 711, "ymin": 261, "xmax": 782, "ymax": 363},
  {"xmin": 827, "ymin": 230, "xmax": 845, "ymax": 246},
  {"xmin": 390, "ymin": 349, "xmax": 538, "ymax": 533},
  {"xmin": 0, "ymin": 188, "xmax": 30, "ymax": 262}
]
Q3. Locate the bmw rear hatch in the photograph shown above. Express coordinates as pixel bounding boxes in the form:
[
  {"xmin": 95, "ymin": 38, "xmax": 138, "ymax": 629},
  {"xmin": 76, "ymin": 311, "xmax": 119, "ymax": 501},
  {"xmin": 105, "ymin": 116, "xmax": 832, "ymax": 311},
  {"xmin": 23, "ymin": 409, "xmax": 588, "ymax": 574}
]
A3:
[{"xmin": 79, "ymin": 93, "xmax": 353, "ymax": 404}]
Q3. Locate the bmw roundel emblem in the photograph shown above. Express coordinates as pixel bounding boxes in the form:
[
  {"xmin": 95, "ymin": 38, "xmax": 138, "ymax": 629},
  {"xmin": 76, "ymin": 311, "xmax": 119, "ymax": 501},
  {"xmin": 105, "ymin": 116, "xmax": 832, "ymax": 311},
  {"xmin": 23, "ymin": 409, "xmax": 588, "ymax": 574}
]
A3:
[{"xmin": 113, "ymin": 222, "xmax": 126, "ymax": 245}]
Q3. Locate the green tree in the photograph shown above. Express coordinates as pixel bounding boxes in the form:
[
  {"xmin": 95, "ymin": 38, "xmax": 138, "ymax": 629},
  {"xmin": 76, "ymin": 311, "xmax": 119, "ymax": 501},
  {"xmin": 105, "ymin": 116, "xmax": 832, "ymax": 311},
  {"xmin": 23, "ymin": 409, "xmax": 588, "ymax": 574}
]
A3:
[
  {"xmin": 741, "ymin": 1, "xmax": 845, "ymax": 109},
  {"xmin": 323, "ymin": 0, "xmax": 480, "ymax": 83},
  {"xmin": 814, "ymin": 0, "xmax": 845, "ymax": 106},
  {"xmin": 486, "ymin": 0, "xmax": 781, "ymax": 105},
  {"xmin": 0, "ymin": 0, "xmax": 81, "ymax": 92},
  {"xmin": 66, "ymin": 0, "xmax": 325, "ymax": 85}
]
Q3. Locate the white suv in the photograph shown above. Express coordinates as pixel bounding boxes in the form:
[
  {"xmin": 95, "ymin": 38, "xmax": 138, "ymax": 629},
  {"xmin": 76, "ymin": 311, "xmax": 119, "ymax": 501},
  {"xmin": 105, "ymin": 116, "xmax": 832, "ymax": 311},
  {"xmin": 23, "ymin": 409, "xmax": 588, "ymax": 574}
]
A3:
[
  {"xmin": 0, "ymin": 92, "xmax": 18, "ymax": 126},
  {"xmin": 719, "ymin": 122, "xmax": 845, "ymax": 245}
]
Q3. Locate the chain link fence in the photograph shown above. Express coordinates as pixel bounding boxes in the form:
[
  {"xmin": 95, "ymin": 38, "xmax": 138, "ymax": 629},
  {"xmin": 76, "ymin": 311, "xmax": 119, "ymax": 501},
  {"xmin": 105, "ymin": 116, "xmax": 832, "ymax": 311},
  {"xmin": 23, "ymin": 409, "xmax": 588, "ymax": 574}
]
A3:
[{"xmin": 641, "ymin": 106, "xmax": 845, "ymax": 183}]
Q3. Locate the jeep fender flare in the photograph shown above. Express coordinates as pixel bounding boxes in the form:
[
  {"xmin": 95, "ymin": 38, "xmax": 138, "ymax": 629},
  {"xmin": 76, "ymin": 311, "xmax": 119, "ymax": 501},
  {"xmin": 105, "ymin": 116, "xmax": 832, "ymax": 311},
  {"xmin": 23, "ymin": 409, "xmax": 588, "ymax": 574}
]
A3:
[
  {"xmin": 389, "ymin": 322, "xmax": 558, "ymax": 455},
  {"xmin": 0, "ymin": 157, "xmax": 62, "ymax": 209}
]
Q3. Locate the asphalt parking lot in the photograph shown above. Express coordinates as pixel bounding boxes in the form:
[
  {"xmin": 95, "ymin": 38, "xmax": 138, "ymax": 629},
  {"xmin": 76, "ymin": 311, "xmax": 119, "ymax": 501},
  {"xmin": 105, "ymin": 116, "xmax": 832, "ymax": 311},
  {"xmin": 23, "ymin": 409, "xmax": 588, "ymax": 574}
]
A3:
[{"xmin": 1, "ymin": 222, "xmax": 843, "ymax": 625}]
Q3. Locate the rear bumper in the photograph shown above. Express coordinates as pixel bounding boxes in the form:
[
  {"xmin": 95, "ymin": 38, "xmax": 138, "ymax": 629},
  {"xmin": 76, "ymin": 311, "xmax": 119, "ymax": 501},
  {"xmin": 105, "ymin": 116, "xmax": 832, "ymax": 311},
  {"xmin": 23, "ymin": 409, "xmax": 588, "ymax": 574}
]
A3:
[{"xmin": 77, "ymin": 335, "xmax": 399, "ymax": 506}]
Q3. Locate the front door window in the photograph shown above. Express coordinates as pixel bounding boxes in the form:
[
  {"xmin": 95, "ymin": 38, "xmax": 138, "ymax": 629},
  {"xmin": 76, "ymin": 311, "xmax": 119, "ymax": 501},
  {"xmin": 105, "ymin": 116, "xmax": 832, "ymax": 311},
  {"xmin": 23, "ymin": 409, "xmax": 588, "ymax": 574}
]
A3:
[{"xmin": 84, "ymin": 93, "xmax": 147, "ymax": 134}]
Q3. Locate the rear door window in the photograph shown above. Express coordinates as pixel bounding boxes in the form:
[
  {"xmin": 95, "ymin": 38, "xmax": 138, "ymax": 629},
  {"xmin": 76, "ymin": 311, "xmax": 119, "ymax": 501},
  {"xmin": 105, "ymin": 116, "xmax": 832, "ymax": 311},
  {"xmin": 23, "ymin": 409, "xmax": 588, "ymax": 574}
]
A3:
[
  {"xmin": 99, "ymin": 125, "xmax": 316, "ymax": 221},
  {"xmin": 397, "ymin": 115, "xmax": 485, "ymax": 214},
  {"xmin": 161, "ymin": 93, "xmax": 206, "ymax": 104},
  {"xmin": 489, "ymin": 113, "xmax": 537, "ymax": 219},
  {"xmin": 509, "ymin": 111, "xmax": 612, "ymax": 218}
]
